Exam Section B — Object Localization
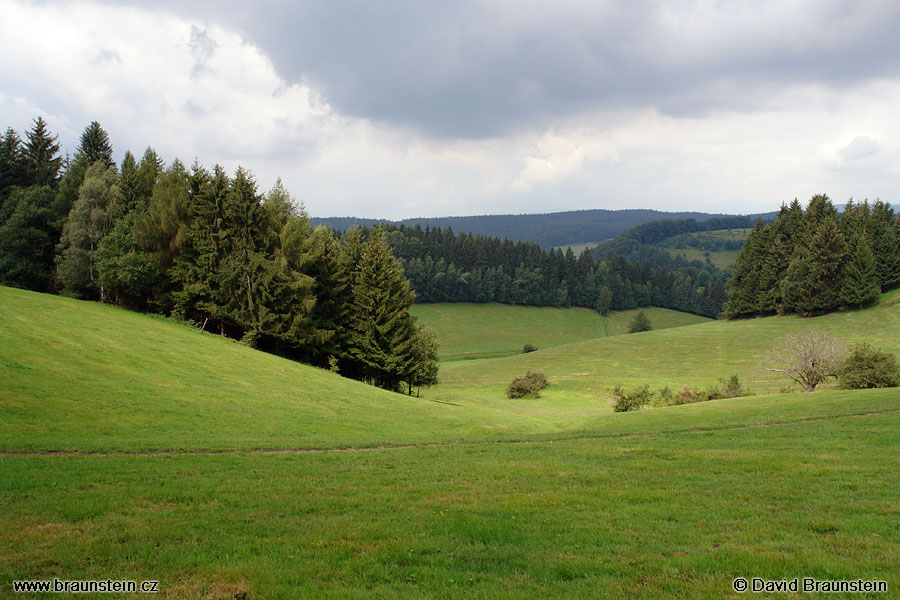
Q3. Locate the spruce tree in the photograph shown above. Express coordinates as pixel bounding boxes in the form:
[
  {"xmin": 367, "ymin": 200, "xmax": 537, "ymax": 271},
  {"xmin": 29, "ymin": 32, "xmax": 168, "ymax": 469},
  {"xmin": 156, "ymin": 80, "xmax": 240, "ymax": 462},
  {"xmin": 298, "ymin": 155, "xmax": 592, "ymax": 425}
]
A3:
[
  {"xmin": 870, "ymin": 200, "xmax": 900, "ymax": 289},
  {"xmin": 21, "ymin": 117, "xmax": 62, "ymax": 187},
  {"xmin": 839, "ymin": 236, "xmax": 880, "ymax": 309},
  {"xmin": 77, "ymin": 121, "xmax": 115, "ymax": 169},
  {"xmin": 791, "ymin": 218, "xmax": 846, "ymax": 314},
  {"xmin": 345, "ymin": 227, "xmax": 416, "ymax": 389},
  {"xmin": 0, "ymin": 186, "xmax": 57, "ymax": 291},
  {"xmin": 725, "ymin": 219, "xmax": 766, "ymax": 317},
  {"xmin": 0, "ymin": 127, "xmax": 24, "ymax": 198}
]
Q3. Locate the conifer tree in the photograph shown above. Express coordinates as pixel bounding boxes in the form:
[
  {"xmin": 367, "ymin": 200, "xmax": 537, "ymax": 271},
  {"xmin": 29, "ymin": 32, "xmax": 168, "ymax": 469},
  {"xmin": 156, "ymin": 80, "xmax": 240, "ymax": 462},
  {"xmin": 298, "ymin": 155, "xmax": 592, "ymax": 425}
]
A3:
[
  {"xmin": 77, "ymin": 121, "xmax": 115, "ymax": 169},
  {"xmin": 0, "ymin": 185, "xmax": 57, "ymax": 291},
  {"xmin": 786, "ymin": 217, "xmax": 846, "ymax": 315},
  {"xmin": 870, "ymin": 200, "xmax": 900, "ymax": 289},
  {"xmin": 839, "ymin": 236, "xmax": 880, "ymax": 309},
  {"xmin": 300, "ymin": 226, "xmax": 349, "ymax": 365},
  {"xmin": 345, "ymin": 227, "xmax": 416, "ymax": 389},
  {"xmin": 0, "ymin": 127, "xmax": 24, "ymax": 198},
  {"xmin": 21, "ymin": 117, "xmax": 62, "ymax": 187},
  {"xmin": 725, "ymin": 219, "xmax": 766, "ymax": 317}
]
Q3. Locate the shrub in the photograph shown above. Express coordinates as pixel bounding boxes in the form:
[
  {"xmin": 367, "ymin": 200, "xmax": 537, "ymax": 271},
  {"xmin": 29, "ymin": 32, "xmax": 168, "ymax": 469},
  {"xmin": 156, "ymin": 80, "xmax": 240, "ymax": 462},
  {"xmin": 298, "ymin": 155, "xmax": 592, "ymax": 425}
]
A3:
[
  {"xmin": 240, "ymin": 329, "xmax": 260, "ymax": 348},
  {"xmin": 522, "ymin": 343, "xmax": 538, "ymax": 354},
  {"xmin": 612, "ymin": 384, "xmax": 652, "ymax": 412},
  {"xmin": 719, "ymin": 375, "xmax": 746, "ymax": 398},
  {"xmin": 628, "ymin": 311, "xmax": 652, "ymax": 333},
  {"xmin": 653, "ymin": 385, "xmax": 675, "ymax": 407},
  {"xmin": 677, "ymin": 384, "xmax": 697, "ymax": 404},
  {"xmin": 506, "ymin": 371, "xmax": 549, "ymax": 399},
  {"xmin": 837, "ymin": 343, "xmax": 900, "ymax": 389}
]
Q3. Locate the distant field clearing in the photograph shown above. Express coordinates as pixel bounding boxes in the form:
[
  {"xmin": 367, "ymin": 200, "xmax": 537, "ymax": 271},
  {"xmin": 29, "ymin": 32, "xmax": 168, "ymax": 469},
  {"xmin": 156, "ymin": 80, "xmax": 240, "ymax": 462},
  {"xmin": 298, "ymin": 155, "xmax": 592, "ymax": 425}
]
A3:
[{"xmin": 408, "ymin": 303, "xmax": 711, "ymax": 361}]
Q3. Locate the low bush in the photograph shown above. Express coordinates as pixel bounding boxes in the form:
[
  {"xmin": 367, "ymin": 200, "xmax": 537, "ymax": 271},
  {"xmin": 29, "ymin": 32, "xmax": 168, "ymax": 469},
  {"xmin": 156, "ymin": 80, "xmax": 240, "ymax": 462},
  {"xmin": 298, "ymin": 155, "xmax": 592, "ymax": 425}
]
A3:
[
  {"xmin": 506, "ymin": 371, "xmax": 549, "ymax": 399},
  {"xmin": 652, "ymin": 385, "xmax": 675, "ymax": 407},
  {"xmin": 837, "ymin": 343, "xmax": 900, "ymax": 389},
  {"xmin": 628, "ymin": 311, "xmax": 652, "ymax": 333},
  {"xmin": 612, "ymin": 384, "xmax": 652, "ymax": 412},
  {"xmin": 624, "ymin": 376, "xmax": 752, "ymax": 410},
  {"xmin": 522, "ymin": 343, "xmax": 538, "ymax": 354}
]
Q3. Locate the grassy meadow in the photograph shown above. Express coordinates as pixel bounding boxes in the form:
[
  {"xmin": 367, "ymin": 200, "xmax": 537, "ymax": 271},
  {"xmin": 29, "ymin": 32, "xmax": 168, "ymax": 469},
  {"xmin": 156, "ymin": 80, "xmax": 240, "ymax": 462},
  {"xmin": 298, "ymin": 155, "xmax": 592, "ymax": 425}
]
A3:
[
  {"xmin": 408, "ymin": 303, "xmax": 709, "ymax": 361},
  {"xmin": 660, "ymin": 228, "xmax": 752, "ymax": 268},
  {"xmin": 2, "ymin": 285, "xmax": 900, "ymax": 598},
  {"xmin": 432, "ymin": 289, "xmax": 900, "ymax": 405}
]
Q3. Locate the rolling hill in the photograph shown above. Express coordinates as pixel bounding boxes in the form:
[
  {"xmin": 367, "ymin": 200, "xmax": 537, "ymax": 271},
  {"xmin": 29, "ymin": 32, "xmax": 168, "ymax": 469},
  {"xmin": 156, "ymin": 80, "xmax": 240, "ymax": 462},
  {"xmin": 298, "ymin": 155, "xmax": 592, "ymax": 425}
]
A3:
[
  {"xmin": 311, "ymin": 208, "xmax": 770, "ymax": 248},
  {"xmin": 2, "ymin": 286, "xmax": 899, "ymax": 598},
  {"xmin": 408, "ymin": 303, "xmax": 710, "ymax": 361}
]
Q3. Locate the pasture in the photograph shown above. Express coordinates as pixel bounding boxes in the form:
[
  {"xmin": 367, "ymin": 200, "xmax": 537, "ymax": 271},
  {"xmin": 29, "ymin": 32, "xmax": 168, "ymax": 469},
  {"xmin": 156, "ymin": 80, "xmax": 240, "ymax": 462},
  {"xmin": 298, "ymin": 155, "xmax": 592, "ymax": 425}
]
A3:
[{"xmin": 2, "ymin": 286, "xmax": 899, "ymax": 599}]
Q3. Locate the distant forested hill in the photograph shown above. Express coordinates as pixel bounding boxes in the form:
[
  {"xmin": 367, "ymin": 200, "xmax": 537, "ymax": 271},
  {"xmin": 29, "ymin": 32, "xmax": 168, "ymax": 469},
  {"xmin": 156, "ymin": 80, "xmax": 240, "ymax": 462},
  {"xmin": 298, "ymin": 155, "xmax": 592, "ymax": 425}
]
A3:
[
  {"xmin": 589, "ymin": 215, "xmax": 775, "ymax": 269},
  {"xmin": 310, "ymin": 209, "xmax": 769, "ymax": 248}
]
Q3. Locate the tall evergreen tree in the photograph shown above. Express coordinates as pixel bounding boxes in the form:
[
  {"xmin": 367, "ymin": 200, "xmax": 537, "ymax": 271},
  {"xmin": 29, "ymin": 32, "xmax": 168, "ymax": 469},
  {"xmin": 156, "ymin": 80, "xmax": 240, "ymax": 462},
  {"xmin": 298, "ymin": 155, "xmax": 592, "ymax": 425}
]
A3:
[
  {"xmin": 839, "ymin": 235, "xmax": 880, "ymax": 309},
  {"xmin": 77, "ymin": 121, "xmax": 115, "ymax": 169},
  {"xmin": 345, "ymin": 227, "xmax": 417, "ymax": 389},
  {"xmin": 0, "ymin": 186, "xmax": 57, "ymax": 291},
  {"xmin": 0, "ymin": 127, "xmax": 24, "ymax": 199},
  {"xmin": 870, "ymin": 200, "xmax": 900, "ymax": 289},
  {"xmin": 21, "ymin": 117, "xmax": 62, "ymax": 187}
]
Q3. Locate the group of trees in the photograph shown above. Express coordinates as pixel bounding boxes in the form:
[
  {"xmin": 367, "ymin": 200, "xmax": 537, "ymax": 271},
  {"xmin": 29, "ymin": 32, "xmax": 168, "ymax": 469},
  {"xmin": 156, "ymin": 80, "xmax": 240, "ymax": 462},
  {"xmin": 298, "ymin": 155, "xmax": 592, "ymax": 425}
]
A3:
[
  {"xmin": 726, "ymin": 195, "xmax": 900, "ymax": 317},
  {"xmin": 766, "ymin": 330, "xmax": 900, "ymax": 391},
  {"xmin": 0, "ymin": 117, "xmax": 438, "ymax": 394},
  {"xmin": 367, "ymin": 224, "xmax": 727, "ymax": 318}
]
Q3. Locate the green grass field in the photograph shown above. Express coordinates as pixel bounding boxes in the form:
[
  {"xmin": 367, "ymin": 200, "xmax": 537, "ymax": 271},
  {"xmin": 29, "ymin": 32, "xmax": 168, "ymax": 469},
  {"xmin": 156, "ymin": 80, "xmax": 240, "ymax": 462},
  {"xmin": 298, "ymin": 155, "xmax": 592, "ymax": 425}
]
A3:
[
  {"xmin": 431, "ymin": 289, "xmax": 900, "ymax": 405},
  {"xmin": 408, "ymin": 303, "xmax": 710, "ymax": 361},
  {"xmin": 552, "ymin": 241, "xmax": 605, "ymax": 255},
  {"xmin": 662, "ymin": 246, "xmax": 741, "ymax": 268},
  {"xmin": 3, "ymin": 286, "xmax": 900, "ymax": 599},
  {"xmin": 660, "ymin": 228, "xmax": 752, "ymax": 268}
]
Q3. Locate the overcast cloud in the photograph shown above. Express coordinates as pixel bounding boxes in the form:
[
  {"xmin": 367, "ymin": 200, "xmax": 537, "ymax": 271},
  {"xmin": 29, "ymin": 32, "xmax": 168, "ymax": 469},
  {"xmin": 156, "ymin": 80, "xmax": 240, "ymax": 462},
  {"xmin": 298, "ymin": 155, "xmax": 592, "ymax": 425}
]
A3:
[{"xmin": 2, "ymin": 0, "xmax": 900, "ymax": 219}]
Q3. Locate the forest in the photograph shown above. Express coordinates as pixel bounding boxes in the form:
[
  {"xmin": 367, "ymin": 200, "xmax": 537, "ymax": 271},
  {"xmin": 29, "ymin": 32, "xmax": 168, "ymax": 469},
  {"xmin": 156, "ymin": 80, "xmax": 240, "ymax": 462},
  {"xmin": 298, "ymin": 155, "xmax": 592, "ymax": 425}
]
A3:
[
  {"xmin": 310, "ymin": 208, "xmax": 745, "ymax": 248},
  {"xmin": 0, "ymin": 118, "xmax": 437, "ymax": 394},
  {"xmin": 375, "ymin": 223, "xmax": 728, "ymax": 317},
  {"xmin": 725, "ymin": 195, "xmax": 900, "ymax": 317}
]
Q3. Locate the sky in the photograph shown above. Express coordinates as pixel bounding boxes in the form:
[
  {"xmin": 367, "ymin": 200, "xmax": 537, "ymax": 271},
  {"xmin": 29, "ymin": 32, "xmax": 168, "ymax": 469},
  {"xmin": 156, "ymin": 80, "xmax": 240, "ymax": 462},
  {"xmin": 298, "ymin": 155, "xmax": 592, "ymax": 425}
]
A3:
[{"xmin": 2, "ymin": 0, "xmax": 900, "ymax": 220}]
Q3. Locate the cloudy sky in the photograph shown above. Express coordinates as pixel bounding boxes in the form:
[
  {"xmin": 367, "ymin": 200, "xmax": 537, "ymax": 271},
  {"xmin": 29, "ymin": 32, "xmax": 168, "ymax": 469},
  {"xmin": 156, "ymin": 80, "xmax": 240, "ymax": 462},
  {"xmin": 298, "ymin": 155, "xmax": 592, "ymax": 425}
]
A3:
[{"xmin": 2, "ymin": 0, "xmax": 899, "ymax": 219}]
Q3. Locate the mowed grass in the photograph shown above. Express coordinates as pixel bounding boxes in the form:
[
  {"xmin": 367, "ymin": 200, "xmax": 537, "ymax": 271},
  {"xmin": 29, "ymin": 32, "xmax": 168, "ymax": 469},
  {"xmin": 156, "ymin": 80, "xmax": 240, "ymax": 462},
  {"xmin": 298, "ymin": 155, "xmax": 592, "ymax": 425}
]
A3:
[
  {"xmin": 432, "ymin": 289, "xmax": 900, "ymax": 405},
  {"xmin": 660, "ymin": 228, "xmax": 752, "ymax": 268},
  {"xmin": 0, "ymin": 287, "xmax": 604, "ymax": 452},
  {"xmin": 2, "ymin": 396, "xmax": 899, "ymax": 599},
  {"xmin": 3, "ymin": 286, "xmax": 900, "ymax": 598},
  {"xmin": 409, "ymin": 303, "xmax": 710, "ymax": 361},
  {"xmin": 662, "ymin": 246, "xmax": 741, "ymax": 268}
]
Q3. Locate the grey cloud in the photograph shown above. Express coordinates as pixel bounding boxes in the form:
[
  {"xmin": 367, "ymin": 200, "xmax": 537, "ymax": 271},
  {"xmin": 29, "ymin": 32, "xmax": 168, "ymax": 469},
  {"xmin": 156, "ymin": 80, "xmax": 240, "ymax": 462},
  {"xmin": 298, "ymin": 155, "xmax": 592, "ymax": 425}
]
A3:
[
  {"xmin": 839, "ymin": 136, "xmax": 879, "ymax": 162},
  {"xmin": 189, "ymin": 25, "xmax": 217, "ymax": 78},
  {"xmin": 92, "ymin": 48, "xmax": 121, "ymax": 64},
  {"xmin": 65, "ymin": 1, "xmax": 900, "ymax": 137}
]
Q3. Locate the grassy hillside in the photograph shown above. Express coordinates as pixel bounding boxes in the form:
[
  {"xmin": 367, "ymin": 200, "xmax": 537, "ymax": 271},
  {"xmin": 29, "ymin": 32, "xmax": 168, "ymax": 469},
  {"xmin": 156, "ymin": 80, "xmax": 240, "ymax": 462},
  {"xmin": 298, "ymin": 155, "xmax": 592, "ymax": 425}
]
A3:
[
  {"xmin": 0, "ymin": 287, "xmax": 596, "ymax": 452},
  {"xmin": 409, "ymin": 303, "xmax": 710, "ymax": 361},
  {"xmin": 660, "ymin": 228, "xmax": 751, "ymax": 268},
  {"xmin": 432, "ymin": 289, "xmax": 900, "ymax": 404},
  {"xmin": 3, "ymin": 287, "xmax": 900, "ymax": 598}
]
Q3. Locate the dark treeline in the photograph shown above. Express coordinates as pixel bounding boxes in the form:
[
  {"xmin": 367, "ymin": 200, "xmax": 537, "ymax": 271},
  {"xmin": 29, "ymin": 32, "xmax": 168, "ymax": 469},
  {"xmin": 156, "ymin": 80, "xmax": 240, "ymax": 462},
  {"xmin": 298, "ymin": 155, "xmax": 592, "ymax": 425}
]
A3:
[
  {"xmin": 664, "ymin": 230, "xmax": 747, "ymax": 252},
  {"xmin": 589, "ymin": 215, "xmax": 766, "ymax": 268},
  {"xmin": 725, "ymin": 195, "xmax": 900, "ymax": 318},
  {"xmin": 312, "ymin": 209, "xmax": 750, "ymax": 248},
  {"xmin": 363, "ymin": 224, "xmax": 728, "ymax": 318},
  {"xmin": 0, "ymin": 118, "xmax": 438, "ymax": 395}
]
